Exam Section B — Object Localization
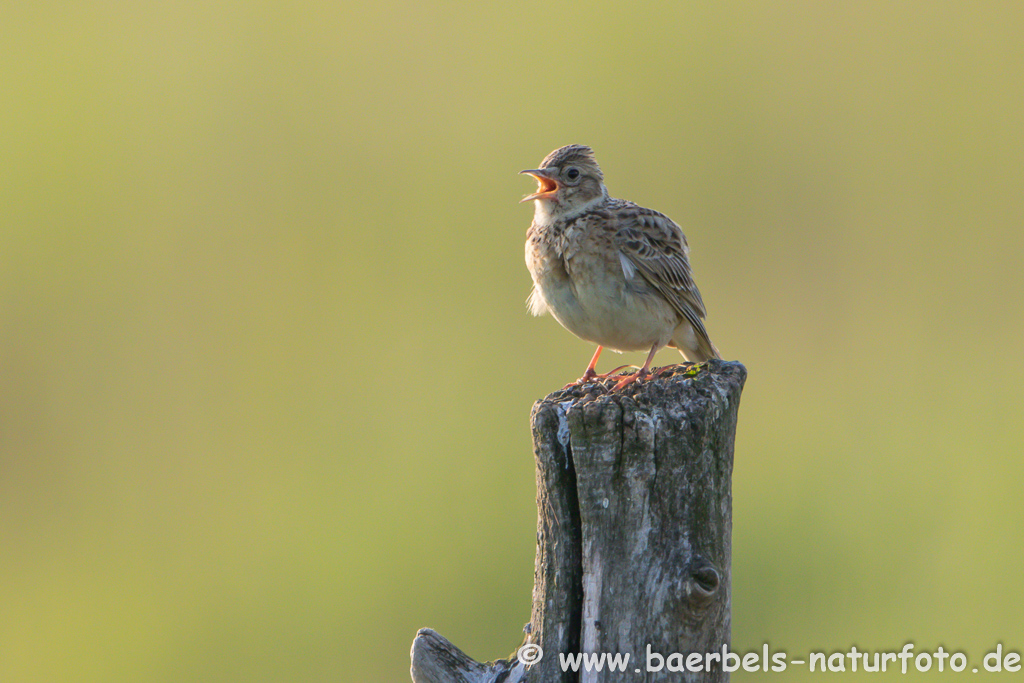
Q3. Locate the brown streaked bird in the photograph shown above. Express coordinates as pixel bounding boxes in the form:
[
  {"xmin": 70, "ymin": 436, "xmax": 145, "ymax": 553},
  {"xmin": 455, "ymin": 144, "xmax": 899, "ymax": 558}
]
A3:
[{"xmin": 522, "ymin": 144, "xmax": 720, "ymax": 391}]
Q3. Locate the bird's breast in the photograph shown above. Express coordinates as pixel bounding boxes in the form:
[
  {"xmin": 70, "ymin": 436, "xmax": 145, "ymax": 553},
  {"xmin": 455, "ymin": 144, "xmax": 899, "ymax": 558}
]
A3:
[{"xmin": 525, "ymin": 224, "xmax": 678, "ymax": 352}]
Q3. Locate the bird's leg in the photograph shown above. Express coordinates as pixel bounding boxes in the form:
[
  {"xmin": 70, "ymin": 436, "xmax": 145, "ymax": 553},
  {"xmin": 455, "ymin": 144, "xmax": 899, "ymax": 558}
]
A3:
[
  {"xmin": 579, "ymin": 346, "xmax": 604, "ymax": 382},
  {"xmin": 565, "ymin": 346, "xmax": 631, "ymax": 388},
  {"xmin": 611, "ymin": 343, "xmax": 660, "ymax": 392}
]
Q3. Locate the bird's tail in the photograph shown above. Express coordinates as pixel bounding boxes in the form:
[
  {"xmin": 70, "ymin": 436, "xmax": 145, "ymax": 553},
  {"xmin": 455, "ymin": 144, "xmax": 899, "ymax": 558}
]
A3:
[{"xmin": 672, "ymin": 321, "xmax": 721, "ymax": 362}]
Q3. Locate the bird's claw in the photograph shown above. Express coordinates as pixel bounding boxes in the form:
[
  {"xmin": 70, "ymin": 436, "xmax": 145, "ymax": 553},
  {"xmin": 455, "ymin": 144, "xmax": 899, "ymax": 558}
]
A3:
[
  {"xmin": 564, "ymin": 365, "xmax": 634, "ymax": 389},
  {"xmin": 611, "ymin": 368, "xmax": 648, "ymax": 392},
  {"xmin": 609, "ymin": 365, "xmax": 675, "ymax": 392}
]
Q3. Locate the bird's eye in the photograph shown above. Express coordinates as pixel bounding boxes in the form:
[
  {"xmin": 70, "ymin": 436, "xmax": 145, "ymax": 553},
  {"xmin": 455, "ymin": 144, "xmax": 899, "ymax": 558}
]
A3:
[{"xmin": 565, "ymin": 167, "xmax": 580, "ymax": 181}]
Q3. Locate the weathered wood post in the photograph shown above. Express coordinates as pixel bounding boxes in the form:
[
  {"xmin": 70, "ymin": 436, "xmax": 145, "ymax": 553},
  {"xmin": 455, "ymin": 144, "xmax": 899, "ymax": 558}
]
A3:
[{"xmin": 412, "ymin": 360, "xmax": 746, "ymax": 682}]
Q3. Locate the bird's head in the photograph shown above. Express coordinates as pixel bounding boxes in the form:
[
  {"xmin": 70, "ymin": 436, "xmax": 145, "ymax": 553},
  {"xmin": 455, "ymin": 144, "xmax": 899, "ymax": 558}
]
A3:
[{"xmin": 521, "ymin": 144, "xmax": 607, "ymax": 219}]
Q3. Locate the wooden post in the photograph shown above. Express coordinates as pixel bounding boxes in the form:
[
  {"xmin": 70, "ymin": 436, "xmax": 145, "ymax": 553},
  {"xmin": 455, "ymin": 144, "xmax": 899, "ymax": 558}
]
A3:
[{"xmin": 411, "ymin": 360, "xmax": 747, "ymax": 682}]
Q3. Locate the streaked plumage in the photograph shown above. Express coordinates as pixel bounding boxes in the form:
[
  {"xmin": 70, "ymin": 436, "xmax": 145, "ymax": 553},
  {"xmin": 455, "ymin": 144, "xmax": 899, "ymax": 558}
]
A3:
[{"xmin": 522, "ymin": 145, "xmax": 720, "ymax": 388}]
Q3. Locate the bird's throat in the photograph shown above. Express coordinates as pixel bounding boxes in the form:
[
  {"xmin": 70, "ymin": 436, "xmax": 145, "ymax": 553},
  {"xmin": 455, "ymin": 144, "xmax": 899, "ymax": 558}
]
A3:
[
  {"xmin": 533, "ymin": 192, "xmax": 607, "ymax": 227},
  {"xmin": 532, "ymin": 199, "xmax": 558, "ymax": 227}
]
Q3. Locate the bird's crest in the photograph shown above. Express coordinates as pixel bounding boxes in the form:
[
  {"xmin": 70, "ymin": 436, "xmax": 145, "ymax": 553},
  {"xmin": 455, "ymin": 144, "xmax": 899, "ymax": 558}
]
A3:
[{"xmin": 539, "ymin": 145, "xmax": 603, "ymax": 180}]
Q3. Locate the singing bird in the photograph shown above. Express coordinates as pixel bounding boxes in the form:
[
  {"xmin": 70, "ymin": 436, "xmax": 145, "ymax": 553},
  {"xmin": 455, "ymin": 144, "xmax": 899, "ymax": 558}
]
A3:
[{"xmin": 522, "ymin": 145, "xmax": 720, "ymax": 391}]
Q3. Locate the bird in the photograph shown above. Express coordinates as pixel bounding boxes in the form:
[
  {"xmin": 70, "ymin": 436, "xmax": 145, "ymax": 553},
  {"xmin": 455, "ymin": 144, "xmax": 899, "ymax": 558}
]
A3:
[{"xmin": 522, "ymin": 144, "xmax": 720, "ymax": 391}]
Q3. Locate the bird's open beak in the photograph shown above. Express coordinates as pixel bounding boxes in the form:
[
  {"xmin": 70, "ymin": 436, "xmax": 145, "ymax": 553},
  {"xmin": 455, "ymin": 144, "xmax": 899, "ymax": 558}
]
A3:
[{"xmin": 520, "ymin": 168, "xmax": 559, "ymax": 203}]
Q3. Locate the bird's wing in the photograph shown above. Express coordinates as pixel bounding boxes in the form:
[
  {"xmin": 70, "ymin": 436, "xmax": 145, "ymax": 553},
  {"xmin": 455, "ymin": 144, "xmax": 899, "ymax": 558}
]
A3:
[{"xmin": 614, "ymin": 207, "xmax": 714, "ymax": 346}]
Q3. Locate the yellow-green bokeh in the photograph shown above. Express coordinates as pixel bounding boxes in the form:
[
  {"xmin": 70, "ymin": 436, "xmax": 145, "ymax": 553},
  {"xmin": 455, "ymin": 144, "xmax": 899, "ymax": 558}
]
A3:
[{"xmin": 2, "ymin": 2, "xmax": 1023, "ymax": 681}]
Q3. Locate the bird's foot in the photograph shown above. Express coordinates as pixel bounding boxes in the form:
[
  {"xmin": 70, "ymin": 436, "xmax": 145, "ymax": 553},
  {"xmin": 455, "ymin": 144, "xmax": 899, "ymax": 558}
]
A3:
[
  {"xmin": 564, "ymin": 365, "xmax": 633, "ymax": 389},
  {"xmin": 611, "ymin": 367, "xmax": 649, "ymax": 392},
  {"xmin": 608, "ymin": 364, "xmax": 677, "ymax": 392}
]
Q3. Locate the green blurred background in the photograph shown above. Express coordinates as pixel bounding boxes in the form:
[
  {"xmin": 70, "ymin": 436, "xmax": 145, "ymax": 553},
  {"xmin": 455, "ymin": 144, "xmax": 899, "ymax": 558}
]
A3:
[{"xmin": 3, "ymin": 2, "xmax": 1023, "ymax": 681}]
